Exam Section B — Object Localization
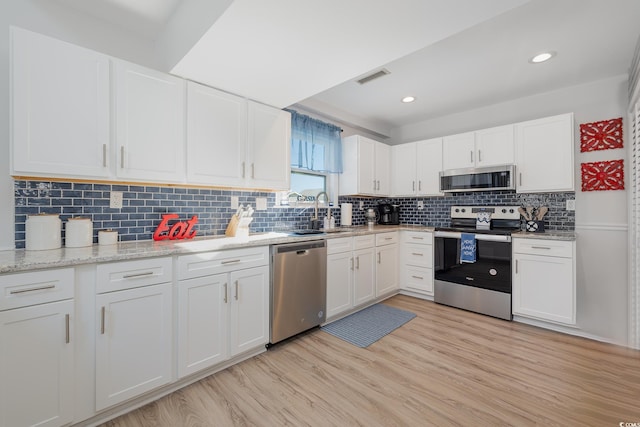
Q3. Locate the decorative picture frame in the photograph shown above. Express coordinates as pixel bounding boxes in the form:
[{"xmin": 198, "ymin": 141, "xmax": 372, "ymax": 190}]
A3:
[
  {"xmin": 579, "ymin": 117, "xmax": 623, "ymax": 152},
  {"xmin": 581, "ymin": 159, "xmax": 625, "ymax": 191}
]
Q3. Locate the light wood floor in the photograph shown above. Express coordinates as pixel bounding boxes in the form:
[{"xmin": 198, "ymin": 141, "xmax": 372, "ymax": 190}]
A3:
[{"xmin": 102, "ymin": 295, "xmax": 640, "ymax": 426}]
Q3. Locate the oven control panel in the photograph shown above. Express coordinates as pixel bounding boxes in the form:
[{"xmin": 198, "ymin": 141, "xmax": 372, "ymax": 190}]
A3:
[{"xmin": 450, "ymin": 206, "xmax": 520, "ymax": 220}]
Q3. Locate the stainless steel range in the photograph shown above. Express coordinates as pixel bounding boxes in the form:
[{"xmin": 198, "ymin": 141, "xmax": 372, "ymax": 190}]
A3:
[{"xmin": 434, "ymin": 206, "xmax": 520, "ymax": 320}]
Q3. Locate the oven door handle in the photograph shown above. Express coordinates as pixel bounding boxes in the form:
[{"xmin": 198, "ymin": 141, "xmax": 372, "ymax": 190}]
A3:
[{"xmin": 434, "ymin": 231, "xmax": 511, "ymax": 243}]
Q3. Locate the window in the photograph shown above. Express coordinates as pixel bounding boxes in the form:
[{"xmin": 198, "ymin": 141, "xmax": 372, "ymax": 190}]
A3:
[{"xmin": 290, "ymin": 170, "xmax": 326, "ymax": 201}]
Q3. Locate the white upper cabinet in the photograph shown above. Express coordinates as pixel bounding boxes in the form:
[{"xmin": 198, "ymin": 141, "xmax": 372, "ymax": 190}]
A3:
[
  {"xmin": 392, "ymin": 138, "xmax": 442, "ymax": 197},
  {"xmin": 443, "ymin": 125, "xmax": 514, "ymax": 170},
  {"xmin": 114, "ymin": 60, "xmax": 186, "ymax": 183},
  {"xmin": 11, "ymin": 27, "xmax": 111, "ymax": 178},
  {"xmin": 340, "ymin": 135, "xmax": 390, "ymax": 196},
  {"xmin": 186, "ymin": 82, "xmax": 246, "ymax": 186},
  {"xmin": 247, "ymin": 101, "xmax": 292, "ymax": 190},
  {"xmin": 515, "ymin": 113, "xmax": 574, "ymax": 193}
]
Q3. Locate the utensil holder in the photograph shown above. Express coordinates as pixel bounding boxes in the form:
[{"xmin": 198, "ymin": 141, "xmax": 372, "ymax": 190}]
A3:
[{"xmin": 525, "ymin": 220, "xmax": 545, "ymax": 233}]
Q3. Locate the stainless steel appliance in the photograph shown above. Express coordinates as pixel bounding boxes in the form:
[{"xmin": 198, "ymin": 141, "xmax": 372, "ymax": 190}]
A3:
[
  {"xmin": 270, "ymin": 240, "xmax": 326, "ymax": 345},
  {"xmin": 439, "ymin": 165, "xmax": 515, "ymax": 193},
  {"xmin": 377, "ymin": 203, "xmax": 400, "ymax": 225},
  {"xmin": 434, "ymin": 206, "xmax": 520, "ymax": 320}
]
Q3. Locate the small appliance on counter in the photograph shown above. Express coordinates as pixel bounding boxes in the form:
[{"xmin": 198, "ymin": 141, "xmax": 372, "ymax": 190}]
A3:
[{"xmin": 377, "ymin": 204, "xmax": 400, "ymax": 225}]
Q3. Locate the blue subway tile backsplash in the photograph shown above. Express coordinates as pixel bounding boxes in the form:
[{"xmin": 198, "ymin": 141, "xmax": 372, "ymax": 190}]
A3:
[{"xmin": 14, "ymin": 179, "xmax": 575, "ymax": 248}]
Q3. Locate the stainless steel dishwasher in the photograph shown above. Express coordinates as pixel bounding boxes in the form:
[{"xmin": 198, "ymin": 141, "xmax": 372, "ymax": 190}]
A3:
[{"xmin": 270, "ymin": 240, "xmax": 326, "ymax": 345}]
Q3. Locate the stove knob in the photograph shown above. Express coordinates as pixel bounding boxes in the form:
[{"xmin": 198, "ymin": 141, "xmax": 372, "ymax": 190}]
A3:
[
  {"xmin": 509, "ymin": 208, "xmax": 515, "ymax": 213},
  {"xmin": 455, "ymin": 208, "xmax": 460, "ymax": 213},
  {"xmin": 501, "ymin": 208, "xmax": 507, "ymax": 213},
  {"xmin": 461, "ymin": 208, "xmax": 466, "ymax": 213}
]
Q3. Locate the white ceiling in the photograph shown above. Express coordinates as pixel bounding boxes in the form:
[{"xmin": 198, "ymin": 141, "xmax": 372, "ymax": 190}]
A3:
[{"xmin": 53, "ymin": 0, "xmax": 640, "ymax": 139}]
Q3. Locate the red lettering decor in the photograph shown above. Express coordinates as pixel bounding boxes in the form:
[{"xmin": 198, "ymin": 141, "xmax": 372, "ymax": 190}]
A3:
[{"xmin": 153, "ymin": 214, "xmax": 198, "ymax": 241}]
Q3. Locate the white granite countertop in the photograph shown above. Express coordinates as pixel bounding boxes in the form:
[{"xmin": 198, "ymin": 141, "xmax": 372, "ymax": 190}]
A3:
[{"xmin": 0, "ymin": 225, "xmax": 435, "ymax": 274}]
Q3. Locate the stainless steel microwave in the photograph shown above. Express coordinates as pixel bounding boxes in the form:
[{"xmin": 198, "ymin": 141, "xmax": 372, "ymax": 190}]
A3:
[{"xmin": 439, "ymin": 165, "xmax": 516, "ymax": 193}]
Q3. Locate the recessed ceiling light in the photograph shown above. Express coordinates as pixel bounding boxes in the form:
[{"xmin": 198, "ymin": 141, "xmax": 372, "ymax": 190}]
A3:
[
  {"xmin": 402, "ymin": 96, "xmax": 416, "ymax": 103},
  {"xmin": 529, "ymin": 51, "xmax": 556, "ymax": 64}
]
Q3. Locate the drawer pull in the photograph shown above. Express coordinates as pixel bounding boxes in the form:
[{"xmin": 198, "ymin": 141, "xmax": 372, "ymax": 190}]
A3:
[
  {"xmin": 123, "ymin": 271, "xmax": 154, "ymax": 279},
  {"xmin": 411, "ymin": 252, "xmax": 423, "ymax": 256},
  {"xmin": 221, "ymin": 259, "xmax": 242, "ymax": 265},
  {"xmin": 10, "ymin": 284, "xmax": 56, "ymax": 294},
  {"xmin": 531, "ymin": 246, "xmax": 551, "ymax": 250},
  {"xmin": 411, "ymin": 236, "xmax": 424, "ymax": 240},
  {"xmin": 100, "ymin": 306, "xmax": 105, "ymax": 334},
  {"xmin": 65, "ymin": 314, "xmax": 70, "ymax": 344},
  {"xmin": 384, "ymin": 237, "xmax": 393, "ymax": 240},
  {"xmin": 234, "ymin": 281, "xmax": 239, "ymax": 300},
  {"xmin": 411, "ymin": 275, "xmax": 424, "ymax": 280},
  {"xmin": 224, "ymin": 283, "xmax": 228, "ymax": 303}
]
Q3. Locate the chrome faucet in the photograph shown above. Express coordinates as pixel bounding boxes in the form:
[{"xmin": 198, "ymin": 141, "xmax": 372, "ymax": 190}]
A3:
[{"xmin": 314, "ymin": 191, "xmax": 329, "ymax": 219}]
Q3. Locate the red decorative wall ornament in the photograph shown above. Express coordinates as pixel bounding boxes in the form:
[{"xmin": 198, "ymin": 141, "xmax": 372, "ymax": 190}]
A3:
[
  {"xmin": 579, "ymin": 117, "xmax": 623, "ymax": 152},
  {"xmin": 153, "ymin": 214, "xmax": 198, "ymax": 241},
  {"xmin": 581, "ymin": 160, "xmax": 625, "ymax": 191}
]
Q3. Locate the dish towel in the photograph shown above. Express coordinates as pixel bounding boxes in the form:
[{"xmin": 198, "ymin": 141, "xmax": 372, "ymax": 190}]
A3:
[{"xmin": 460, "ymin": 233, "xmax": 476, "ymax": 263}]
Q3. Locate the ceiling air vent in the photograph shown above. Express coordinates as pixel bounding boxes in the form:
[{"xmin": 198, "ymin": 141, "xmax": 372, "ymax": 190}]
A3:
[{"xmin": 356, "ymin": 68, "xmax": 390, "ymax": 85}]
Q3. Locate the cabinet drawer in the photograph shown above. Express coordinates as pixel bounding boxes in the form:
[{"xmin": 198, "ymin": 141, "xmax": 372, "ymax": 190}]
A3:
[
  {"xmin": 178, "ymin": 246, "xmax": 268, "ymax": 280},
  {"xmin": 403, "ymin": 243, "xmax": 433, "ymax": 268},
  {"xmin": 376, "ymin": 232, "xmax": 398, "ymax": 246},
  {"xmin": 97, "ymin": 257, "xmax": 172, "ymax": 293},
  {"xmin": 327, "ymin": 237, "xmax": 353, "ymax": 255},
  {"xmin": 353, "ymin": 235, "xmax": 375, "ymax": 250},
  {"xmin": 401, "ymin": 231, "xmax": 433, "ymax": 245},
  {"xmin": 513, "ymin": 238, "xmax": 573, "ymax": 258},
  {"xmin": 0, "ymin": 268, "xmax": 74, "ymax": 311},
  {"xmin": 402, "ymin": 266, "xmax": 433, "ymax": 295}
]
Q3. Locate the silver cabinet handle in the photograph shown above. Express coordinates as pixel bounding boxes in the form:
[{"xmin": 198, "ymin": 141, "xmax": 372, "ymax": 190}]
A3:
[
  {"xmin": 412, "ymin": 252, "xmax": 423, "ymax": 256},
  {"xmin": 377, "ymin": 180, "xmax": 381, "ymax": 190},
  {"xmin": 519, "ymin": 172, "xmax": 522, "ymax": 186},
  {"xmin": 224, "ymin": 283, "xmax": 228, "ymax": 303},
  {"xmin": 100, "ymin": 306, "xmax": 105, "ymax": 334},
  {"xmin": 221, "ymin": 259, "xmax": 241, "ymax": 265},
  {"xmin": 102, "ymin": 144, "xmax": 107, "ymax": 167},
  {"xmin": 350, "ymin": 257, "xmax": 354, "ymax": 270},
  {"xmin": 411, "ymin": 275, "xmax": 424, "ymax": 280},
  {"xmin": 10, "ymin": 284, "xmax": 55, "ymax": 294},
  {"xmin": 418, "ymin": 181, "xmax": 422, "ymax": 191},
  {"xmin": 470, "ymin": 150, "xmax": 473, "ymax": 163},
  {"xmin": 123, "ymin": 271, "xmax": 154, "ymax": 279},
  {"xmin": 478, "ymin": 150, "xmax": 482, "ymax": 163},
  {"xmin": 531, "ymin": 246, "xmax": 551, "ymax": 250},
  {"xmin": 356, "ymin": 256, "xmax": 360, "ymax": 269},
  {"xmin": 385, "ymin": 237, "xmax": 393, "ymax": 240},
  {"xmin": 515, "ymin": 259, "xmax": 518, "ymax": 274},
  {"xmin": 234, "ymin": 280, "xmax": 239, "ymax": 300},
  {"xmin": 411, "ymin": 236, "xmax": 424, "ymax": 240},
  {"xmin": 65, "ymin": 313, "xmax": 70, "ymax": 344},
  {"xmin": 251, "ymin": 163, "xmax": 255, "ymax": 179},
  {"xmin": 242, "ymin": 162, "xmax": 246, "ymax": 178},
  {"xmin": 412, "ymin": 181, "xmax": 415, "ymax": 191},
  {"xmin": 377, "ymin": 252, "xmax": 381, "ymax": 264},
  {"xmin": 120, "ymin": 146, "xmax": 125, "ymax": 169}
]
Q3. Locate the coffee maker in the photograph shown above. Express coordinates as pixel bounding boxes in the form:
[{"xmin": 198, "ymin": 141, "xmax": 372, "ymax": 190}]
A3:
[{"xmin": 377, "ymin": 204, "xmax": 400, "ymax": 225}]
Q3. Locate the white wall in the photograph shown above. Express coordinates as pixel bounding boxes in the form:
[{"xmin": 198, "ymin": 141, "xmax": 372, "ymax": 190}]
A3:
[
  {"xmin": 0, "ymin": 1, "xmax": 158, "ymax": 249},
  {"xmin": 392, "ymin": 75, "xmax": 630, "ymax": 345}
]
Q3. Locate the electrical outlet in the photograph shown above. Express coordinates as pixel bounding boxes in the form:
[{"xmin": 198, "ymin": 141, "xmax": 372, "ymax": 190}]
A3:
[
  {"xmin": 230, "ymin": 196, "xmax": 239, "ymax": 210},
  {"xmin": 566, "ymin": 199, "xmax": 576, "ymax": 211},
  {"xmin": 256, "ymin": 197, "xmax": 267, "ymax": 211},
  {"xmin": 417, "ymin": 200, "xmax": 424, "ymax": 210},
  {"xmin": 110, "ymin": 191, "xmax": 123, "ymax": 209},
  {"xmin": 359, "ymin": 201, "xmax": 364, "ymax": 210}
]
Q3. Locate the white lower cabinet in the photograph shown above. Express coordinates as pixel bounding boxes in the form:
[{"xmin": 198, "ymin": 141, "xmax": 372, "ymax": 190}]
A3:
[
  {"xmin": 0, "ymin": 269, "xmax": 75, "ymax": 427},
  {"xmin": 400, "ymin": 231, "xmax": 434, "ymax": 296},
  {"xmin": 512, "ymin": 238, "xmax": 576, "ymax": 325},
  {"xmin": 177, "ymin": 247, "xmax": 269, "ymax": 378},
  {"xmin": 352, "ymin": 237, "xmax": 376, "ymax": 307},
  {"xmin": 375, "ymin": 232, "xmax": 398, "ymax": 296},
  {"xmin": 95, "ymin": 258, "xmax": 173, "ymax": 411}
]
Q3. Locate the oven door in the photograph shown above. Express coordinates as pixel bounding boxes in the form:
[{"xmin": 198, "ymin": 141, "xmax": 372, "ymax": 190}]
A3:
[{"xmin": 434, "ymin": 231, "xmax": 512, "ymax": 293}]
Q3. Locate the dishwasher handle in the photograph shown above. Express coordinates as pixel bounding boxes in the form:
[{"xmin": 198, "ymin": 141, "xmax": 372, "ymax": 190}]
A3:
[{"xmin": 273, "ymin": 240, "xmax": 326, "ymax": 254}]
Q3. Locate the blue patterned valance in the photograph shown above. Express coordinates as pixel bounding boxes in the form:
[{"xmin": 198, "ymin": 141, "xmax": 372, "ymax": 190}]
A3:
[{"xmin": 289, "ymin": 110, "xmax": 343, "ymax": 173}]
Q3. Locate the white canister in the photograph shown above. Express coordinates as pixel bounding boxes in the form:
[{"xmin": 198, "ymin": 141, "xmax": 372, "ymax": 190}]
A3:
[
  {"xmin": 65, "ymin": 217, "xmax": 94, "ymax": 248},
  {"xmin": 25, "ymin": 214, "xmax": 62, "ymax": 250},
  {"xmin": 98, "ymin": 229, "xmax": 118, "ymax": 246}
]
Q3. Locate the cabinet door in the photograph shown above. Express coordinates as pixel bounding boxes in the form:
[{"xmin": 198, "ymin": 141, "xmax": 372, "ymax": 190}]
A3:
[
  {"xmin": 515, "ymin": 113, "xmax": 574, "ymax": 193},
  {"xmin": 229, "ymin": 266, "xmax": 269, "ymax": 357},
  {"xmin": 353, "ymin": 247, "xmax": 375, "ymax": 306},
  {"xmin": 247, "ymin": 102, "xmax": 291, "ymax": 190},
  {"xmin": 375, "ymin": 142, "xmax": 391, "ymax": 195},
  {"xmin": 376, "ymin": 244, "xmax": 398, "ymax": 296},
  {"xmin": 12, "ymin": 27, "xmax": 110, "ymax": 178},
  {"xmin": 96, "ymin": 283, "xmax": 173, "ymax": 410},
  {"xmin": 513, "ymin": 254, "xmax": 575, "ymax": 325},
  {"xmin": 475, "ymin": 124, "xmax": 514, "ymax": 167},
  {"xmin": 358, "ymin": 137, "xmax": 376, "ymax": 195},
  {"xmin": 416, "ymin": 138, "xmax": 443, "ymax": 196},
  {"xmin": 442, "ymin": 132, "xmax": 475, "ymax": 170},
  {"xmin": 186, "ymin": 81, "xmax": 246, "ymax": 186},
  {"xmin": 178, "ymin": 273, "xmax": 228, "ymax": 378},
  {"xmin": 0, "ymin": 300, "xmax": 74, "ymax": 427},
  {"xmin": 326, "ymin": 251, "xmax": 354, "ymax": 318},
  {"xmin": 115, "ymin": 60, "xmax": 186, "ymax": 183},
  {"xmin": 391, "ymin": 143, "xmax": 417, "ymax": 196}
]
